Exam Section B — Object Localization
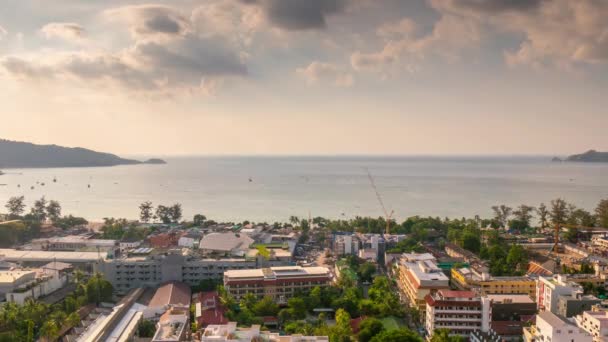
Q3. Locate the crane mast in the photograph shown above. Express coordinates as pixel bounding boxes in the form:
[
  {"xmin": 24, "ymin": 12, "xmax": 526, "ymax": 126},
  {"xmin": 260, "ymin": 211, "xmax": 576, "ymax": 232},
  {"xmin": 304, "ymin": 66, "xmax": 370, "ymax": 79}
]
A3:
[{"xmin": 365, "ymin": 168, "xmax": 394, "ymax": 235}]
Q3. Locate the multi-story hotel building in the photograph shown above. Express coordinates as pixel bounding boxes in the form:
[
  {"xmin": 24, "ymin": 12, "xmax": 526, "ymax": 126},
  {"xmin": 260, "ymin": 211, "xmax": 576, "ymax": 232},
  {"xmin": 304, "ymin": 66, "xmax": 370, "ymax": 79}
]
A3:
[
  {"xmin": 425, "ymin": 290, "xmax": 490, "ymax": 339},
  {"xmin": 223, "ymin": 266, "xmax": 331, "ymax": 304},
  {"xmin": 451, "ymin": 267, "xmax": 536, "ymax": 297},
  {"xmin": 397, "ymin": 253, "xmax": 450, "ymax": 318}
]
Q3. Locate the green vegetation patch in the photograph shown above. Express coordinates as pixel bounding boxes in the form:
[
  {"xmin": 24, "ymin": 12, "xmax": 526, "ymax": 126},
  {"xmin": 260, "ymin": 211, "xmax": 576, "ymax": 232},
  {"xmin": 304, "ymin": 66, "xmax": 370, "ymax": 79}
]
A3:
[{"xmin": 380, "ymin": 316, "xmax": 404, "ymax": 331}]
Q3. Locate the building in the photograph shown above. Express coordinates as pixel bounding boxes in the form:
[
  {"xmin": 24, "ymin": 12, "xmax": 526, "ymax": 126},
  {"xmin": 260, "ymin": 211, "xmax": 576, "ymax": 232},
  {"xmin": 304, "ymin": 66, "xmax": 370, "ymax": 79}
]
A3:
[
  {"xmin": 223, "ymin": 266, "xmax": 331, "ymax": 304},
  {"xmin": 1, "ymin": 266, "xmax": 69, "ymax": 305},
  {"xmin": 451, "ymin": 267, "xmax": 536, "ymax": 297},
  {"xmin": 575, "ymin": 311, "xmax": 608, "ymax": 342},
  {"xmin": 152, "ymin": 308, "xmax": 189, "ymax": 342},
  {"xmin": 195, "ymin": 291, "xmax": 228, "ymax": 328},
  {"xmin": 558, "ymin": 294, "xmax": 601, "ymax": 318},
  {"xmin": 98, "ymin": 249, "xmax": 292, "ymax": 294},
  {"xmin": 30, "ymin": 235, "xmax": 117, "ymax": 251},
  {"xmin": 486, "ymin": 294, "xmax": 537, "ymax": 341},
  {"xmin": 487, "ymin": 294, "xmax": 536, "ymax": 321},
  {"xmin": 145, "ymin": 282, "xmax": 191, "ymax": 319},
  {"xmin": 119, "ymin": 237, "xmax": 141, "ymax": 250},
  {"xmin": 524, "ymin": 311, "xmax": 592, "ymax": 342},
  {"xmin": 333, "ymin": 234, "xmax": 360, "ymax": 256},
  {"xmin": 536, "ymin": 275, "xmax": 584, "ymax": 313},
  {"xmin": 199, "ymin": 233, "xmax": 254, "ymax": 257},
  {"xmin": 149, "ymin": 231, "xmax": 185, "ymax": 249},
  {"xmin": 397, "ymin": 253, "xmax": 450, "ymax": 317},
  {"xmin": 445, "ymin": 243, "xmax": 480, "ymax": 263},
  {"xmin": 0, "ymin": 248, "xmax": 103, "ymax": 271},
  {"xmin": 358, "ymin": 249, "xmax": 377, "ymax": 262},
  {"xmin": 425, "ymin": 290, "xmax": 490, "ymax": 339},
  {"xmin": 200, "ymin": 322, "xmax": 329, "ymax": 342},
  {"xmin": 178, "ymin": 231, "xmax": 202, "ymax": 248}
]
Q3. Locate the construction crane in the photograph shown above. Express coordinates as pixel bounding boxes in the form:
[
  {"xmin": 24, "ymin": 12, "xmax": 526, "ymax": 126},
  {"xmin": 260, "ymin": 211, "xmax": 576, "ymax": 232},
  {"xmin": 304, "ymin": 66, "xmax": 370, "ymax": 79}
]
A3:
[{"xmin": 365, "ymin": 168, "xmax": 394, "ymax": 235}]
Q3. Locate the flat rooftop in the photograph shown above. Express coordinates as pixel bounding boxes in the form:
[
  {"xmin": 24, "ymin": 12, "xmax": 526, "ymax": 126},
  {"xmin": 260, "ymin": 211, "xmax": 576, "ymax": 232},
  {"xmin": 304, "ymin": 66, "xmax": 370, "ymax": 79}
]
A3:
[
  {"xmin": 225, "ymin": 266, "xmax": 329, "ymax": 280},
  {"xmin": 486, "ymin": 294, "xmax": 534, "ymax": 304},
  {"xmin": 0, "ymin": 269, "xmax": 36, "ymax": 283},
  {"xmin": 0, "ymin": 249, "xmax": 104, "ymax": 262}
]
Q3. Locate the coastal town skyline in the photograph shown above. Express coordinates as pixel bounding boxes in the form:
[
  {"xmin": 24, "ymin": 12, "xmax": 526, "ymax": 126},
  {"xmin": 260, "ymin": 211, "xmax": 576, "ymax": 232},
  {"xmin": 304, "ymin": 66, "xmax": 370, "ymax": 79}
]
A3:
[{"xmin": 2, "ymin": 0, "xmax": 608, "ymax": 155}]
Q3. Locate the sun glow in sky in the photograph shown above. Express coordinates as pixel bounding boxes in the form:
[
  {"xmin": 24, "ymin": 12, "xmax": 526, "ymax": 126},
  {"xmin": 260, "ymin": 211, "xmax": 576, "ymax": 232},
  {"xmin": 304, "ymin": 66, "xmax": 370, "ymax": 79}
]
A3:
[{"xmin": 1, "ymin": 0, "xmax": 607, "ymax": 155}]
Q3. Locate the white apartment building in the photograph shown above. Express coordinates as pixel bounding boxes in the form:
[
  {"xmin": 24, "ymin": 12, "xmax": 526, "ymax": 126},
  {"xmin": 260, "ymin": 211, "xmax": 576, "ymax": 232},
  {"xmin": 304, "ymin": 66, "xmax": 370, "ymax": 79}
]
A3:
[
  {"xmin": 333, "ymin": 234, "xmax": 359, "ymax": 256},
  {"xmin": 536, "ymin": 275, "xmax": 584, "ymax": 313},
  {"xmin": 575, "ymin": 311, "xmax": 608, "ymax": 342},
  {"xmin": 201, "ymin": 322, "xmax": 328, "ymax": 342},
  {"xmin": 425, "ymin": 290, "xmax": 490, "ymax": 339},
  {"xmin": 524, "ymin": 311, "xmax": 592, "ymax": 342}
]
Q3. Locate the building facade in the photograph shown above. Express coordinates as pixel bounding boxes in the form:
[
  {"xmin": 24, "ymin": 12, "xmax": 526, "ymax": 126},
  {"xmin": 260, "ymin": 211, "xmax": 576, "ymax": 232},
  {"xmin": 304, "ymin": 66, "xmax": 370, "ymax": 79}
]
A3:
[
  {"xmin": 536, "ymin": 275, "xmax": 584, "ymax": 314},
  {"xmin": 575, "ymin": 311, "xmax": 608, "ymax": 342},
  {"xmin": 451, "ymin": 267, "xmax": 536, "ymax": 297},
  {"xmin": 524, "ymin": 311, "xmax": 592, "ymax": 342},
  {"xmin": 223, "ymin": 266, "xmax": 331, "ymax": 304},
  {"xmin": 425, "ymin": 290, "xmax": 490, "ymax": 339},
  {"xmin": 98, "ymin": 251, "xmax": 292, "ymax": 294},
  {"xmin": 397, "ymin": 253, "xmax": 450, "ymax": 317}
]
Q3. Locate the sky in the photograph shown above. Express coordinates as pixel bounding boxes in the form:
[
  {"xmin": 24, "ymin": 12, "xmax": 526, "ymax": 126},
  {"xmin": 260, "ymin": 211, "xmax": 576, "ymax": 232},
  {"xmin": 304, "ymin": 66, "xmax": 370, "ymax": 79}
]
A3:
[{"xmin": 1, "ymin": 0, "xmax": 607, "ymax": 156}]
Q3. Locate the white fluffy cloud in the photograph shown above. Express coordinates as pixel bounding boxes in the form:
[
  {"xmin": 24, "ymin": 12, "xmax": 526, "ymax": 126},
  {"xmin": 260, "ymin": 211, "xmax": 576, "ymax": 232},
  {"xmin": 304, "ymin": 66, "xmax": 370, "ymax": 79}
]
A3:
[
  {"xmin": 40, "ymin": 23, "xmax": 86, "ymax": 42},
  {"xmin": 296, "ymin": 61, "xmax": 354, "ymax": 87},
  {"xmin": 0, "ymin": 26, "xmax": 7, "ymax": 40}
]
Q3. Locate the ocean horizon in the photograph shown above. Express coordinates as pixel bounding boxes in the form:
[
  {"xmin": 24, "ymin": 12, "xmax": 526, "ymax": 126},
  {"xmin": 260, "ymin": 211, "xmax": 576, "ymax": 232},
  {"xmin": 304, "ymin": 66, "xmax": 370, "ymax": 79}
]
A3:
[{"xmin": 1, "ymin": 155, "xmax": 607, "ymax": 223}]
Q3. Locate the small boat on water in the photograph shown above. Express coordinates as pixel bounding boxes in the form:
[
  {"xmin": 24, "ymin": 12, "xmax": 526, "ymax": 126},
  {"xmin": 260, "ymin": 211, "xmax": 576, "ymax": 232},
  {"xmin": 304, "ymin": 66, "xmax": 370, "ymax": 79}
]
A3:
[{"xmin": 53, "ymin": 177, "xmax": 57, "ymax": 183}]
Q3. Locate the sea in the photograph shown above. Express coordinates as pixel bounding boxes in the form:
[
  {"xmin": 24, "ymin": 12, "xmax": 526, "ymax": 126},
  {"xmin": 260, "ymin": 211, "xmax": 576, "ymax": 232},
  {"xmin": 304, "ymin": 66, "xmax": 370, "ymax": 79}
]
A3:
[{"xmin": 0, "ymin": 156, "xmax": 607, "ymax": 223}]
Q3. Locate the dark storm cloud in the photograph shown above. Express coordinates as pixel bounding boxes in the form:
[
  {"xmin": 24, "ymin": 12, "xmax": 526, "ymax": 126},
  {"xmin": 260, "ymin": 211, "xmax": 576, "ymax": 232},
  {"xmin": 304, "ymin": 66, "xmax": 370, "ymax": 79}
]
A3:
[
  {"xmin": 240, "ymin": 0, "xmax": 347, "ymax": 30},
  {"xmin": 448, "ymin": 0, "xmax": 545, "ymax": 13},
  {"xmin": 144, "ymin": 14, "xmax": 182, "ymax": 34},
  {"xmin": 106, "ymin": 5, "xmax": 190, "ymax": 38}
]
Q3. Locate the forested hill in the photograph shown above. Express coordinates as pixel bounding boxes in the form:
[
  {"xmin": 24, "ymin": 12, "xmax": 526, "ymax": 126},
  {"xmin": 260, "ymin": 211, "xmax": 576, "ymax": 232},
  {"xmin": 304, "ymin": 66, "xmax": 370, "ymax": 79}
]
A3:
[
  {"xmin": 566, "ymin": 150, "xmax": 608, "ymax": 163},
  {"xmin": 0, "ymin": 139, "xmax": 164, "ymax": 168}
]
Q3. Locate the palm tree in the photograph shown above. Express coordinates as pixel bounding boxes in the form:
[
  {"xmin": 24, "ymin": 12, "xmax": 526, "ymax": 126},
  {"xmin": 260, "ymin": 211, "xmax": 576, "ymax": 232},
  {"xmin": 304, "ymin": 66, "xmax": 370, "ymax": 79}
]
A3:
[
  {"xmin": 289, "ymin": 216, "xmax": 300, "ymax": 226},
  {"xmin": 39, "ymin": 320, "xmax": 59, "ymax": 341}
]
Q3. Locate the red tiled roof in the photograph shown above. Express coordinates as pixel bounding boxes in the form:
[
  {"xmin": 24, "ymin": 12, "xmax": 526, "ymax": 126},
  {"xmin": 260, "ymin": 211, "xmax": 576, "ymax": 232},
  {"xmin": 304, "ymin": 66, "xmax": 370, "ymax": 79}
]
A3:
[
  {"xmin": 198, "ymin": 308, "xmax": 228, "ymax": 326},
  {"xmin": 196, "ymin": 291, "xmax": 228, "ymax": 327}
]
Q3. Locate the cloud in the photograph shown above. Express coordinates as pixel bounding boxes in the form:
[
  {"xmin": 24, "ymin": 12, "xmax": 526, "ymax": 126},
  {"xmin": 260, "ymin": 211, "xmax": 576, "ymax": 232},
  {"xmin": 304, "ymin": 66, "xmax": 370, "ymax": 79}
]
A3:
[
  {"xmin": 440, "ymin": 0, "xmax": 545, "ymax": 14},
  {"xmin": 296, "ymin": 61, "xmax": 354, "ymax": 87},
  {"xmin": 105, "ymin": 5, "xmax": 190, "ymax": 40},
  {"xmin": 431, "ymin": 0, "xmax": 608, "ymax": 66},
  {"xmin": 0, "ymin": 26, "xmax": 7, "ymax": 40},
  {"xmin": 351, "ymin": 14, "xmax": 480, "ymax": 74},
  {"xmin": 1, "ymin": 33, "xmax": 247, "ymax": 94},
  {"xmin": 40, "ymin": 23, "xmax": 86, "ymax": 42},
  {"xmin": 240, "ymin": 0, "xmax": 347, "ymax": 30},
  {"xmin": 1, "ymin": 56, "xmax": 55, "ymax": 79},
  {"xmin": 2, "ymin": 3, "xmax": 250, "ymax": 96}
]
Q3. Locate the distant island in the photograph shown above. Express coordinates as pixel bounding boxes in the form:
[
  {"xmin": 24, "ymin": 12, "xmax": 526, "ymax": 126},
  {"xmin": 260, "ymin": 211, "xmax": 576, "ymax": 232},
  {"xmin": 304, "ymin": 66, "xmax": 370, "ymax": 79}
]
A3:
[
  {"xmin": 553, "ymin": 150, "xmax": 608, "ymax": 163},
  {"xmin": 0, "ymin": 139, "xmax": 166, "ymax": 169}
]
